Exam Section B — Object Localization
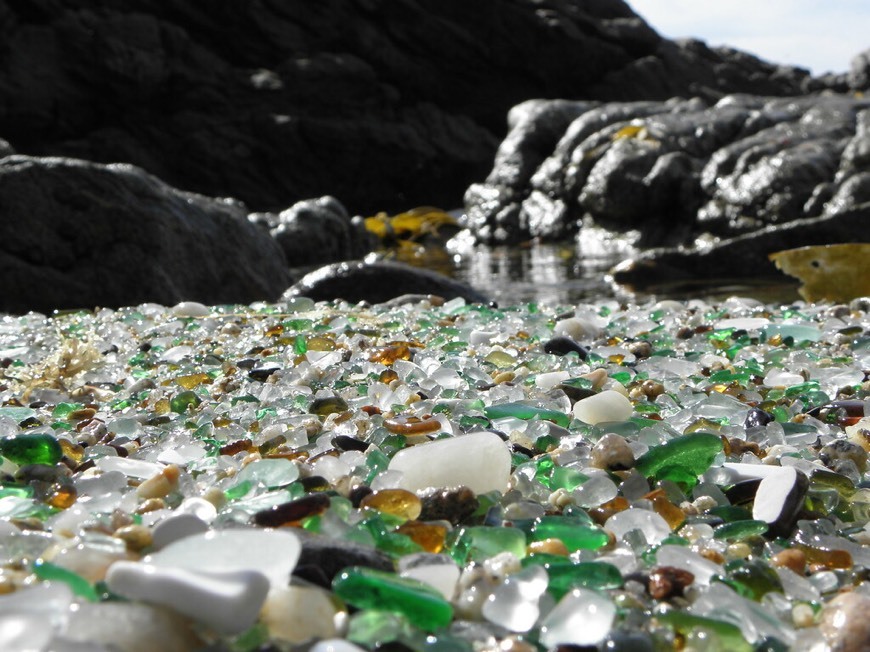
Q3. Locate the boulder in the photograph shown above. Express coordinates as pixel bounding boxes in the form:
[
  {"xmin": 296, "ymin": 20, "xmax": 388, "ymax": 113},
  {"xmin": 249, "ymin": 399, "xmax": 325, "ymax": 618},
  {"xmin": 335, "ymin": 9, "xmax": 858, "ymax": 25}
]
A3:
[
  {"xmin": 0, "ymin": 0, "xmax": 822, "ymax": 216},
  {"xmin": 249, "ymin": 196, "xmax": 375, "ymax": 268},
  {"xmin": 283, "ymin": 259, "xmax": 488, "ymax": 305},
  {"xmin": 0, "ymin": 155, "xmax": 291, "ymax": 314},
  {"xmin": 467, "ymin": 94, "xmax": 870, "ymax": 245}
]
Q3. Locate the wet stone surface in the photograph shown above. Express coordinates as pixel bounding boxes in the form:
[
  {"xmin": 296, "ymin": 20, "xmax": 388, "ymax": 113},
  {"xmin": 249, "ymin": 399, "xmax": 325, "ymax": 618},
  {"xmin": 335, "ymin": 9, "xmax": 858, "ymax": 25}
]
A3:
[{"xmin": 1, "ymin": 295, "xmax": 870, "ymax": 650}]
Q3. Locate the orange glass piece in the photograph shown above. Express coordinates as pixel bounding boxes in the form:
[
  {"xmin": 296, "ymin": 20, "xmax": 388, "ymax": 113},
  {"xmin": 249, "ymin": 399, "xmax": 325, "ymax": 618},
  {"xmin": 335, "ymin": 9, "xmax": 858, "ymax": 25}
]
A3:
[
  {"xmin": 361, "ymin": 488, "xmax": 423, "ymax": 521},
  {"xmin": 383, "ymin": 416, "xmax": 441, "ymax": 435},
  {"xmin": 395, "ymin": 521, "xmax": 447, "ymax": 553}
]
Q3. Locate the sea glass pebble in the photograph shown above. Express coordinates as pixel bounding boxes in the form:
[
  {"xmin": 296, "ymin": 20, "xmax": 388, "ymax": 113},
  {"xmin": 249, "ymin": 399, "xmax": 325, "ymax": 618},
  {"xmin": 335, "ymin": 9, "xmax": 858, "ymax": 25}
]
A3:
[
  {"xmin": 260, "ymin": 585, "xmax": 338, "ymax": 643},
  {"xmin": 482, "ymin": 564, "xmax": 548, "ymax": 632},
  {"xmin": 145, "ymin": 529, "xmax": 301, "ymax": 588},
  {"xmin": 388, "ymin": 431, "xmax": 510, "ymax": 494},
  {"xmin": 0, "ymin": 582, "xmax": 73, "ymax": 651},
  {"xmin": 398, "ymin": 553, "xmax": 461, "ymax": 599},
  {"xmin": 106, "ymin": 562, "xmax": 270, "ymax": 634},
  {"xmin": 572, "ymin": 390, "xmax": 633, "ymax": 425},
  {"xmin": 539, "ymin": 587, "xmax": 616, "ymax": 647},
  {"xmin": 151, "ymin": 512, "xmax": 210, "ymax": 550}
]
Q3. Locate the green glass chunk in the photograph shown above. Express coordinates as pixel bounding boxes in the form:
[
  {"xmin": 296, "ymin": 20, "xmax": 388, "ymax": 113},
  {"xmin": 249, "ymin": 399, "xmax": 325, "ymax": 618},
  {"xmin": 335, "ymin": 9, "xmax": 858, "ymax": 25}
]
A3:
[
  {"xmin": 347, "ymin": 609, "xmax": 412, "ymax": 648},
  {"xmin": 720, "ymin": 559, "xmax": 783, "ymax": 601},
  {"xmin": 524, "ymin": 557, "xmax": 622, "ymax": 599},
  {"xmin": 635, "ymin": 433, "xmax": 723, "ymax": 488},
  {"xmin": 51, "ymin": 402, "xmax": 83, "ymax": 419},
  {"xmin": 170, "ymin": 390, "xmax": 201, "ymax": 414},
  {"xmin": 33, "ymin": 560, "xmax": 99, "ymax": 601},
  {"xmin": 333, "ymin": 567, "xmax": 453, "ymax": 631},
  {"xmin": 655, "ymin": 611, "xmax": 752, "ymax": 652},
  {"xmin": 357, "ymin": 514, "xmax": 423, "ymax": 558},
  {"xmin": 530, "ymin": 516, "xmax": 609, "ymax": 551},
  {"xmin": 549, "ymin": 466, "xmax": 588, "ymax": 491},
  {"xmin": 0, "ymin": 433, "xmax": 63, "ymax": 466},
  {"xmin": 484, "ymin": 402, "xmax": 570, "ymax": 428},
  {"xmin": 713, "ymin": 520, "xmax": 768, "ymax": 541},
  {"xmin": 366, "ymin": 449, "xmax": 391, "ymax": 484},
  {"xmin": 452, "ymin": 526, "xmax": 526, "ymax": 563},
  {"xmin": 224, "ymin": 480, "xmax": 252, "ymax": 500},
  {"xmin": 561, "ymin": 377, "xmax": 594, "ymax": 390},
  {"xmin": 310, "ymin": 395, "xmax": 349, "ymax": 418}
]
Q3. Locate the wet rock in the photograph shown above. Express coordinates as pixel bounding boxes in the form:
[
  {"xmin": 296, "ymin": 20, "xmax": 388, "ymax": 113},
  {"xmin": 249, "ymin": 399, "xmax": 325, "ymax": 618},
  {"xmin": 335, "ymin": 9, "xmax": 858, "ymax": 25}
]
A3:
[
  {"xmin": 250, "ymin": 196, "xmax": 375, "ymax": 268},
  {"xmin": 0, "ymin": 156, "xmax": 291, "ymax": 314},
  {"xmin": 284, "ymin": 260, "xmax": 488, "ymax": 305},
  {"xmin": 611, "ymin": 202, "xmax": 870, "ymax": 291},
  {"xmin": 466, "ymin": 94, "xmax": 870, "ymax": 247},
  {"xmin": 0, "ymin": 0, "xmax": 819, "ymax": 218}
]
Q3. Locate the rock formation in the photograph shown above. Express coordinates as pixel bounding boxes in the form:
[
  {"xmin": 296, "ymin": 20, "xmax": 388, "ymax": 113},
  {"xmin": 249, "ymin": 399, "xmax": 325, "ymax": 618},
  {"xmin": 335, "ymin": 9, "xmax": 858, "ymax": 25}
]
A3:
[
  {"xmin": 0, "ymin": 0, "xmax": 830, "ymax": 216},
  {"xmin": 465, "ymin": 92, "xmax": 870, "ymax": 287}
]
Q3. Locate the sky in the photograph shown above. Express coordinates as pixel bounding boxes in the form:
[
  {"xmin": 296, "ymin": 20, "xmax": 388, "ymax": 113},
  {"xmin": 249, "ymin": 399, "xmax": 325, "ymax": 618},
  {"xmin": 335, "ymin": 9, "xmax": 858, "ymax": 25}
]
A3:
[{"xmin": 628, "ymin": 0, "xmax": 869, "ymax": 76}]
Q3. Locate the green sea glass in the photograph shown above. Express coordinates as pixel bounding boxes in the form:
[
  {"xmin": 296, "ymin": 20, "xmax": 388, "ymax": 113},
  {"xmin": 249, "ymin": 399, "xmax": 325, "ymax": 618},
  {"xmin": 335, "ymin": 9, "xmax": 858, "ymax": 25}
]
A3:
[
  {"xmin": 635, "ymin": 432, "xmax": 723, "ymax": 488},
  {"xmin": 0, "ymin": 433, "xmax": 63, "ymax": 466},
  {"xmin": 451, "ymin": 526, "xmax": 527, "ymax": 563},
  {"xmin": 170, "ymin": 390, "xmax": 201, "ymax": 414},
  {"xmin": 333, "ymin": 567, "xmax": 453, "ymax": 630},
  {"xmin": 524, "ymin": 555, "xmax": 622, "ymax": 598},
  {"xmin": 484, "ymin": 402, "xmax": 570, "ymax": 428},
  {"xmin": 713, "ymin": 519, "xmax": 768, "ymax": 541},
  {"xmin": 33, "ymin": 560, "xmax": 99, "ymax": 601},
  {"xmin": 530, "ymin": 516, "xmax": 610, "ymax": 551}
]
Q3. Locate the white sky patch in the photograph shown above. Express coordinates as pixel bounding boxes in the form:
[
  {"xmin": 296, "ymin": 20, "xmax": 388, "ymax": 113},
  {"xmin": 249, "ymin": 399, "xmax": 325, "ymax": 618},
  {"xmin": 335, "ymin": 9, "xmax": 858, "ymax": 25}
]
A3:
[{"xmin": 628, "ymin": 0, "xmax": 869, "ymax": 75}]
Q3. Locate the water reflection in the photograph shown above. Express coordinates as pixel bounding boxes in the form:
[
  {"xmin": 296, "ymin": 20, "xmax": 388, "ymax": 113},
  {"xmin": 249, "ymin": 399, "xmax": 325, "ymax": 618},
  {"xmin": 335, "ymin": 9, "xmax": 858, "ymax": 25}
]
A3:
[
  {"xmin": 459, "ymin": 242, "xmax": 618, "ymax": 306},
  {"xmin": 395, "ymin": 239, "xmax": 801, "ymax": 307}
]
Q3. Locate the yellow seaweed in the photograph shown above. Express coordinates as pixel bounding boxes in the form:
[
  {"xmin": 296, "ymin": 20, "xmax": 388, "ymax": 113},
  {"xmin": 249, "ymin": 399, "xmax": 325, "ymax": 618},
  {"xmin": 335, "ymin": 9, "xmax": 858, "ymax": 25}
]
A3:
[
  {"xmin": 612, "ymin": 124, "xmax": 646, "ymax": 140},
  {"xmin": 364, "ymin": 206, "xmax": 457, "ymax": 242},
  {"xmin": 769, "ymin": 243, "xmax": 870, "ymax": 302}
]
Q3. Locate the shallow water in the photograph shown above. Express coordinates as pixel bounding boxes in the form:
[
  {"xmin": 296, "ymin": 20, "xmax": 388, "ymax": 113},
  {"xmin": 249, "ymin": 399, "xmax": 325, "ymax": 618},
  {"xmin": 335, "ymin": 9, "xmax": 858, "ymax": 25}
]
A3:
[{"xmin": 398, "ymin": 240, "xmax": 803, "ymax": 307}]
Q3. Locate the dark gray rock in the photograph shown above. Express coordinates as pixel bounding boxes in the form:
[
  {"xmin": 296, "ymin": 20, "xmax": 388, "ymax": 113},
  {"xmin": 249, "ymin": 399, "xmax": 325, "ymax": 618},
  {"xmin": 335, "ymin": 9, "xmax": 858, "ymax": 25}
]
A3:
[
  {"xmin": 0, "ymin": 155, "xmax": 291, "ymax": 314},
  {"xmin": 0, "ymin": 0, "xmax": 821, "ymax": 217},
  {"xmin": 284, "ymin": 259, "xmax": 488, "ymax": 305},
  {"xmin": 292, "ymin": 532, "xmax": 394, "ymax": 588},
  {"xmin": 610, "ymin": 202, "xmax": 870, "ymax": 290},
  {"xmin": 466, "ymin": 94, "xmax": 870, "ymax": 245},
  {"xmin": 249, "ymin": 196, "xmax": 375, "ymax": 268}
]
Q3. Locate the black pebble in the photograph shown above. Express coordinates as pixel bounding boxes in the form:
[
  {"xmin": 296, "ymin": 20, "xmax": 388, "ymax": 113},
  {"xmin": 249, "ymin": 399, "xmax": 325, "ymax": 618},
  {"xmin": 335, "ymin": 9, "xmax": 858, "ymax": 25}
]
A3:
[
  {"xmin": 543, "ymin": 336, "xmax": 588, "ymax": 359},
  {"xmin": 744, "ymin": 407, "xmax": 774, "ymax": 429}
]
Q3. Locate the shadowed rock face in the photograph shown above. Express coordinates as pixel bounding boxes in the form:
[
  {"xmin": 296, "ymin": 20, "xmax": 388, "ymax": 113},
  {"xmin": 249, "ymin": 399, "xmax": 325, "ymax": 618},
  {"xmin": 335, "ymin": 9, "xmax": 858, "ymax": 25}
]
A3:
[
  {"xmin": 0, "ymin": 0, "xmax": 822, "ymax": 216},
  {"xmin": 0, "ymin": 156, "xmax": 292, "ymax": 314}
]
